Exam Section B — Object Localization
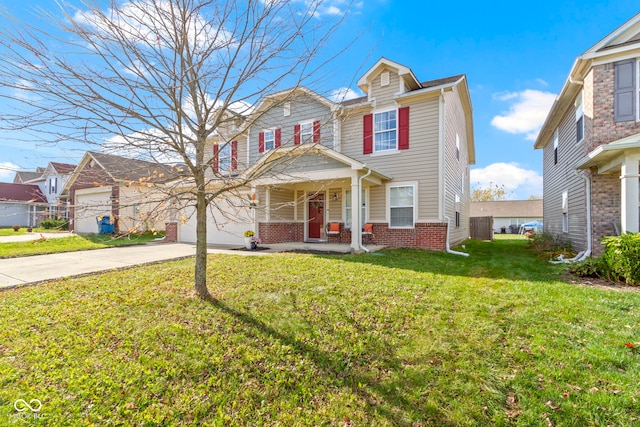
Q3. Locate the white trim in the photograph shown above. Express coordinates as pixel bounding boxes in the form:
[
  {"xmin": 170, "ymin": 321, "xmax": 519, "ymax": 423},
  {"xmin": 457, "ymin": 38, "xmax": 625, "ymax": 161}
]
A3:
[
  {"xmin": 263, "ymin": 128, "xmax": 276, "ymax": 151},
  {"xmin": 372, "ymin": 108, "xmax": 398, "ymax": 153},
  {"xmin": 387, "ymin": 181, "xmax": 417, "ymax": 228}
]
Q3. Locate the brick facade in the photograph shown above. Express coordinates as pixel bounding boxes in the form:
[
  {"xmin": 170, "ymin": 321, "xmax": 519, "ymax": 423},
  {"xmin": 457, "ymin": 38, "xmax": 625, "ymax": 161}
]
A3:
[
  {"xmin": 259, "ymin": 222, "xmax": 304, "ymax": 243},
  {"xmin": 260, "ymin": 221, "xmax": 448, "ymax": 250},
  {"xmin": 165, "ymin": 222, "xmax": 178, "ymax": 242}
]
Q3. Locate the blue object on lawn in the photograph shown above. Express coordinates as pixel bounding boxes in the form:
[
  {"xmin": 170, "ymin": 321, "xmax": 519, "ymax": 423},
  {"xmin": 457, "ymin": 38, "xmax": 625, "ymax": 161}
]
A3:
[{"xmin": 97, "ymin": 215, "xmax": 115, "ymax": 234}]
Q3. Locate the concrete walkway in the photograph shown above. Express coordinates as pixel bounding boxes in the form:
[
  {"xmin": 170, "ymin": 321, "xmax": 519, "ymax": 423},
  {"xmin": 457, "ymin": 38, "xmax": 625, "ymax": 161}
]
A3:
[{"xmin": 0, "ymin": 241, "xmax": 383, "ymax": 289}]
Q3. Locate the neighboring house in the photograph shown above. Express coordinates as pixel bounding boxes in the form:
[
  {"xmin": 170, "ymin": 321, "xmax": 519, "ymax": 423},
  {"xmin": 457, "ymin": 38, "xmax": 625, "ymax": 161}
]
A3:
[
  {"xmin": 178, "ymin": 58, "xmax": 475, "ymax": 251},
  {"xmin": 61, "ymin": 151, "xmax": 178, "ymax": 234},
  {"xmin": 13, "ymin": 162, "xmax": 77, "ymax": 221},
  {"xmin": 534, "ymin": 13, "xmax": 640, "ymax": 256},
  {"xmin": 471, "ymin": 200, "xmax": 543, "ymax": 234},
  {"xmin": 0, "ymin": 182, "xmax": 48, "ymax": 227}
]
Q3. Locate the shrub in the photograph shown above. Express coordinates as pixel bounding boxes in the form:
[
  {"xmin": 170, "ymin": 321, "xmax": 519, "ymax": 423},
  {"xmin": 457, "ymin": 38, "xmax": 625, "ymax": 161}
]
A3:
[
  {"xmin": 529, "ymin": 232, "xmax": 575, "ymax": 259},
  {"xmin": 12, "ymin": 225, "xmax": 20, "ymax": 232},
  {"xmin": 568, "ymin": 257, "xmax": 604, "ymax": 278},
  {"xmin": 41, "ymin": 218, "xmax": 69, "ymax": 230},
  {"xmin": 601, "ymin": 232, "xmax": 640, "ymax": 285}
]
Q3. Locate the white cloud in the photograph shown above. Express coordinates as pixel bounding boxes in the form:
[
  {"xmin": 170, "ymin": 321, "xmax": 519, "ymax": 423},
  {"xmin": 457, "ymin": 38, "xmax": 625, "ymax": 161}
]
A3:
[
  {"xmin": 329, "ymin": 87, "xmax": 362, "ymax": 102},
  {"xmin": 471, "ymin": 162, "xmax": 543, "ymax": 200},
  {"xmin": 0, "ymin": 162, "xmax": 20, "ymax": 181},
  {"xmin": 491, "ymin": 89, "xmax": 556, "ymax": 141},
  {"xmin": 535, "ymin": 78, "xmax": 548, "ymax": 86}
]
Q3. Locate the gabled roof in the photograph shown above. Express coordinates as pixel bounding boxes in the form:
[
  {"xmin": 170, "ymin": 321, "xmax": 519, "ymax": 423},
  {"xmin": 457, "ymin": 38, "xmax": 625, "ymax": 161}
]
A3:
[
  {"xmin": 49, "ymin": 162, "xmax": 77, "ymax": 175},
  {"xmin": 0, "ymin": 182, "xmax": 47, "ymax": 203},
  {"xmin": 13, "ymin": 171, "xmax": 43, "ymax": 184},
  {"xmin": 357, "ymin": 57, "xmax": 421, "ymax": 93},
  {"xmin": 535, "ymin": 13, "xmax": 640, "ymax": 150},
  {"xmin": 243, "ymin": 143, "xmax": 392, "ymax": 183},
  {"xmin": 470, "ymin": 200, "xmax": 543, "ymax": 218},
  {"xmin": 251, "ymin": 86, "xmax": 335, "ymax": 118}
]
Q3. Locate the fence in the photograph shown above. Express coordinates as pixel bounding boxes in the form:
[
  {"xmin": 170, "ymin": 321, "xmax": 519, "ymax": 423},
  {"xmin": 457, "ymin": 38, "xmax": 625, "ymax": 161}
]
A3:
[{"xmin": 470, "ymin": 216, "xmax": 493, "ymax": 241}]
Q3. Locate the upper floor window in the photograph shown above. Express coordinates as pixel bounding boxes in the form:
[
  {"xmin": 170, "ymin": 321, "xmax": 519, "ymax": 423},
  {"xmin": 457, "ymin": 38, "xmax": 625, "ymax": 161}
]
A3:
[
  {"xmin": 374, "ymin": 110, "xmax": 397, "ymax": 152},
  {"xmin": 456, "ymin": 133, "xmax": 460, "ymax": 160},
  {"xmin": 264, "ymin": 130, "xmax": 275, "ymax": 151},
  {"xmin": 300, "ymin": 122, "xmax": 313, "ymax": 142},
  {"xmin": 363, "ymin": 107, "xmax": 409, "ymax": 154},
  {"xmin": 553, "ymin": 129, "xmax": 559, "ymax": 165},
  {"xmin": 213, "ymin": 140, "xmax": 237, "ymax": 173},
  {"xmin": 218, "ymin": 143, "xmax": 231, "ymax": 173},
  {"xmin": 575, "ymin": 90, "xmax": 584, "ymax": 142},
  {"xmin": 49, "ymin": 177, "xmax": 57, "ymax": 194}
]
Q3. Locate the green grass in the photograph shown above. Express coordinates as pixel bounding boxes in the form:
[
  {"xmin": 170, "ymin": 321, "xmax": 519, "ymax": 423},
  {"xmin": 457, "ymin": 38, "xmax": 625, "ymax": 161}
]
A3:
[
  {"xmin": 0, "ymin": 227, "xmax": 48, "ymax": 236},
  {"xmin": 1, "ymin": 239, "xmax": 639, "ymax": 425},
  {"xmin": 0, "ymin": 232, "xmax": 166, "ymax": 258}
]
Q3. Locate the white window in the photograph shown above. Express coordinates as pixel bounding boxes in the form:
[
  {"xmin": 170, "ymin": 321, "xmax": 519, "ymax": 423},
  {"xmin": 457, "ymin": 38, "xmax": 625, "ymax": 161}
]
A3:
[
  {"xmin": 374, "ymin": 110, "xmax": 397, "ymax": 152},
  {"xmin": 562, "ymin": 190, "xmax": 569, "ymax": 233},
  {"xmin": 389, "ymin": 184, "xmax": 415, "ymax": 227},
  {"xmin": 218, "ymin": 143, "xmax": 232, "ymax": 173},
  {"xmin": 345, "ymin": 189, "xmax": 366, "ymax": 229},
  {"xmin": 300, "ymin": 121, "xmax": 313, "ymax": 143},
  {"xmin": 575, "ymin": 90, "xmax": 584, "ymax": 143},
  {"xmin": 456, "ymin": 133, "xmax": 460, "ymax": 160},
  {"xmin": 553, "ymin": 129, "xmax": 559, "ymax": 165},
  {"xmin": 49, "ymin": 177, "xmax": 57, "ymax": 194},
  {"xmin": 264, "ymin": 130, "xmax": 275, "ymax": 151}
]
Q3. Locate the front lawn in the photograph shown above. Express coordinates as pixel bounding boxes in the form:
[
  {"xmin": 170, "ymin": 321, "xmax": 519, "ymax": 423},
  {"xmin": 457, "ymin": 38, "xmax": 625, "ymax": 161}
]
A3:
[
  {"xmin": 0, "ymin": 231, "xmax": 166, "ymax": 258},
  {"xmin": 1, "ymin": 239, "xmax": 639, "ymax": 425}
]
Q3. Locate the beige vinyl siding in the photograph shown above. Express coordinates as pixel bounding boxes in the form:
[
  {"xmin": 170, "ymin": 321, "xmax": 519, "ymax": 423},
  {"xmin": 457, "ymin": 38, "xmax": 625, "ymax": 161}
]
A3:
[
  {"xmin": 369, "ymin": 185, "xmax": 386, "ymax": 221},
  {"xmin": 542, "ymin": 99, "xmax": 588, "ymax": 251},
  {"xmin": 256, "ymin": 188, "xmax": 268, "ymax": 222},
  {"xmin": 295, "ymin": 190, "xmax": 305, "ymax": 221},
  {"xmin": 248, "ymin": 93, "xmax": 334, "ymax": 165},
  {"xmin": 340, "ymin": 90, "xmax": 441, "ymax": 222},
  {"xmin": 443, "ymin": 89, "xmax": 471, "ymax": 245},
  {"xmin": 369, "ymin": 69, "xmax": 401, "ymax": 109},
  {"xmin": 268, "ymin": 151, "xmax": 348, "ymax": 175},
  {"xmin": 327, "ymin": 187, "xmax": 342, "ymax": 221},
  {"xmin": 268, "ymin": 187, "xmax": 295, "ymax": 221}
]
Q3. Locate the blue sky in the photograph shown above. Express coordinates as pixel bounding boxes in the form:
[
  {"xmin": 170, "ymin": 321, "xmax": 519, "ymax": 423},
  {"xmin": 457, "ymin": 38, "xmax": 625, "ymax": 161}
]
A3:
[{"xmin": 0, "ymin": 0, "xmax": 638, "ymax": 199}]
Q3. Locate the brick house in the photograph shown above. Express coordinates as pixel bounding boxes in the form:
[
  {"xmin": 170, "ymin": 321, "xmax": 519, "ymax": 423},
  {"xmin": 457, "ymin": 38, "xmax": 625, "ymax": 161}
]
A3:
[
  {"xmin": 534, "ymin": 13, "xmax": 640, "ymax": 256},
  {"xmin": 178, "ymin": 58, "xmax": 475, "ymax": 251}
]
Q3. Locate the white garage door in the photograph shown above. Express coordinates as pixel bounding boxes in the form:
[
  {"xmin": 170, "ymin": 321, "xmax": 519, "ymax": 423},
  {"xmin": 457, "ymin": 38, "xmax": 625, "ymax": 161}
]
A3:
[
  {"xmin": 74, "ymin": 189, "xmax": 112, "ymax": 234},
  {"xmin": 179, "ymin": 197, "xmax": 254, "ymax": 246}
]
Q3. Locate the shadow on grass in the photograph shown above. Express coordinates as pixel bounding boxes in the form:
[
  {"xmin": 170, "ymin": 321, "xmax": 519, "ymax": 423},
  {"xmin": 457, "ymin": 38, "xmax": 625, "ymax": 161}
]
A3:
[
  {"xmin": 318, "ymin": 238, "xmax": 565, "ymax": 284},
  {"xmin": 208, "ymin": 297, "xmax": 458, "ymax": 426}
]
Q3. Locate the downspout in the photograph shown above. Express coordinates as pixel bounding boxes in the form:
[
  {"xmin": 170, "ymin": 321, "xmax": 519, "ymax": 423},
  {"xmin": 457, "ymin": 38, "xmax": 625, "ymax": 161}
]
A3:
[
  {"xmin": 445, "ymin": 216, "xmax": 469, "ymax": 257},
  {"xmin": 358, "ymin": 167, "xmax": 372, "ymax": 253}
]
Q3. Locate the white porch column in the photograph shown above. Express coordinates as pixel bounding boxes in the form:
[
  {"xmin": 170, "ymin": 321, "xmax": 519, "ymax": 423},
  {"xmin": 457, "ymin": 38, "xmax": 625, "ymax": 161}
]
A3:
[
  {"xmin": 620, "ymin": 155, "xmax": 640, "ymax": 233},
  {"xmin": 350, "ymin": 173, "xmax": 360, "ymax": 252}
]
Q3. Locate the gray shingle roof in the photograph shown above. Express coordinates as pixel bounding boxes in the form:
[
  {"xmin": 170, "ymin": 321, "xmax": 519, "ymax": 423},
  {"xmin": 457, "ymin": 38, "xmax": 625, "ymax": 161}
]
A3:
[{"xmin": 470, "ymin": 200, "xmax": 543, "ymax": 218}]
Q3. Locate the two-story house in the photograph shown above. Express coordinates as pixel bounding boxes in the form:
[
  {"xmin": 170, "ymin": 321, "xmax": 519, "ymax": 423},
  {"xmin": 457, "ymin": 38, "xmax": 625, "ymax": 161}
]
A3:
[
  {"xmin": 177, "ymin": 58, "xmax": 475, "ymax": 251},
  {"xmin": 14, "ymin": 162, "xmax": 76, "ymax": 221},
  {"xmin": 534, "ymin": 13, "xmax": 640, "ymax": 257}
]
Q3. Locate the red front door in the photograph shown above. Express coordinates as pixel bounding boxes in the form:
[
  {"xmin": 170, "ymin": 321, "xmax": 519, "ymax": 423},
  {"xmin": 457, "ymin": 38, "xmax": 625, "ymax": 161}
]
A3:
[{"xmin": 307, "ymin": 193, "xmax": 325, "ymax": 240}]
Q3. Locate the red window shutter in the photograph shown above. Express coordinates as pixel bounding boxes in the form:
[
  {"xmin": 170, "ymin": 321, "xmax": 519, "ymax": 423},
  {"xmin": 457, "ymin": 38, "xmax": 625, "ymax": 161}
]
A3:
[
  {"xmin": 275, "ymin": 128, "xmax": 281, "ymax": 148},
  {"xmin": 294, "ymin": 124, "xmax": 301, "ymax": 145},
  {"xmin": 398, "ymin": 106, "xmax": 410, "ymax": 150},
  {"xmin": 213, "ymin": 144, "xmax": 219, "ymax": 172},
  {"xmin": 363, "ymin": 114, "xmax": 373, "ymax": 154},
  {"xmin": 259, "ymin": 132, "xmax": 265, "ymax": 153},
  {"xmin": 313, "ymin": 120, "xmax": 320, "ymax": 143},
  {"xmin": 231, "ymin": 140, "xmax": 238, "ymax": 170}
]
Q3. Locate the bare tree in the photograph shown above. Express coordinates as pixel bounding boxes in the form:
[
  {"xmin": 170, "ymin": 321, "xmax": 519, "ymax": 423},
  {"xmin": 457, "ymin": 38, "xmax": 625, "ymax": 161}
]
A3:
[{"xmin": 0, "ymin": 0, "xmax": 349, "ymax": 300}]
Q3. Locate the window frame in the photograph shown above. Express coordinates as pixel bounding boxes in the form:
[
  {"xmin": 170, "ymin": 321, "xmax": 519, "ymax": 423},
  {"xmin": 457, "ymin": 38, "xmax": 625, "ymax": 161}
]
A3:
[
  {"xmin": 553, "ymin": 129, "xmax": 559, "ymax": 165},
  {"xmin": 218, "ymin": 143, "xmax": 232, "ymax": 173},
  {"xmin": 562, "ymin": 190, "xmax": 569, "ymax": 233},
  {"xmin": 299, "ymin": 121, "xmax": 313, "ymax": 143},
  {"xmin": 373, "ymin": 109, "xmax": 398, "ymax": 153},
  {"xmin": 575, "ymin": 90, "xmax": 584, "ymax": 143},
  {"xmin": 263, "ymin": 129, "xmax": 276, "ymax": 151},
  {"xmin": 387, "ymin": 183, "xmax": 416, "ymax": 228}
]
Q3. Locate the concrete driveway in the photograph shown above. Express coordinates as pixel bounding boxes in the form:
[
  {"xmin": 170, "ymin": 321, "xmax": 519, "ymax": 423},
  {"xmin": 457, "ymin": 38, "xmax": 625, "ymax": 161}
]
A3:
[{"xmin": 0, "ymin": 242, "xmax": 269, "ymax": 289}]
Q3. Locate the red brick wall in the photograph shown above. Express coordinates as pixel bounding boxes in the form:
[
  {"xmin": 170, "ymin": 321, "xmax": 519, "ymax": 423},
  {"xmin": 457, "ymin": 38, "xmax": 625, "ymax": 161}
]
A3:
[
  {"xmin": 591, "ymin": 63, "xmax": 640, "ymax": 151},
  {"xmin": 165, "ymin": 222, "xmax": 178, "ymax": 242},
  {"xmin": 259, "ymin": 221, "xmax": 449, "ymax": 250},
  {"xmin": 259, "ymin": 222, "xmax": 304, "ymax": 243}
]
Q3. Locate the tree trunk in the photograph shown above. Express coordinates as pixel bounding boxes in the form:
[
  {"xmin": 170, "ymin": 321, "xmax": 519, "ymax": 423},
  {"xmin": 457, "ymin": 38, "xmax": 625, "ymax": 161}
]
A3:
[{"xmin": 194, "ymin": 183, "xmax": 211, "ymax": 300}]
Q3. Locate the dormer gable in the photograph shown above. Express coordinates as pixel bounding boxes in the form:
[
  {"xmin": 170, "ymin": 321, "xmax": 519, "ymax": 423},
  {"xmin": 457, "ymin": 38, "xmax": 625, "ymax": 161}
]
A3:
[{"xmin": 357, "ymin": 58, "xmax": 421, "ymax": 98}]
